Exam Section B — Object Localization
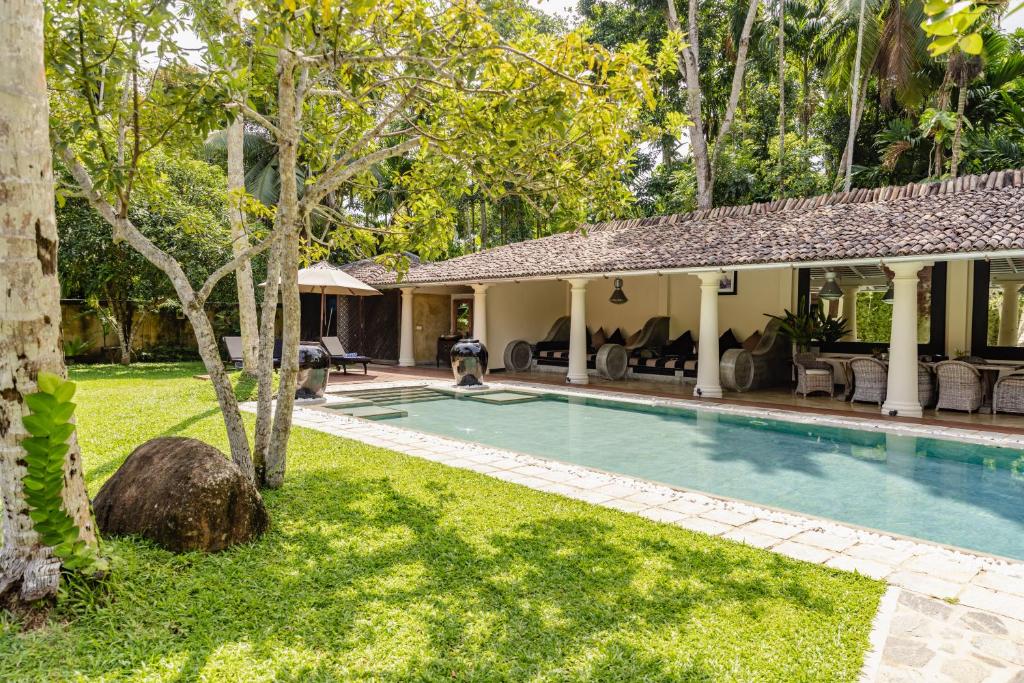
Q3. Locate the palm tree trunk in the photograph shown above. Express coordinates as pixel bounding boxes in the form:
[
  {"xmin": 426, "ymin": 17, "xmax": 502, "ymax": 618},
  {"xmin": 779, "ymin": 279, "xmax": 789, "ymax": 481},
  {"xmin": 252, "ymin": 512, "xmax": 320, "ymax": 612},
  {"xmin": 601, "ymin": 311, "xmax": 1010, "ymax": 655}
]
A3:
[
  {"xmin": 950, "ymin": 84, "xmax": 967, "ymax": 178},
  {"xmin": 843, "ymin": 0, "xmax": 868, "ymax": 191},
  {"xmin": 0, "ymin": 0, "xmax": 99, "ymax": 603},
  {"xmin": 777, "ymin": 0, "xmax": 786, "ymax": 195},
  {"xmin": 227, "ymin": 115, "xmax": 261, "ymax": 375}
]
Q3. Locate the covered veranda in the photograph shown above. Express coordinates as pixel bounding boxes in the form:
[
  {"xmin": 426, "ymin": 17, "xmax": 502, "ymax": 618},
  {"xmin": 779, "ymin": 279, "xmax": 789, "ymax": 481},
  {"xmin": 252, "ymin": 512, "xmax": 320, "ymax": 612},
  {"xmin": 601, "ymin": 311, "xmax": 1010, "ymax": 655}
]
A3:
[{"xmin": 338, "ymin": 169, "xmax": 1024, "ymax": 426}]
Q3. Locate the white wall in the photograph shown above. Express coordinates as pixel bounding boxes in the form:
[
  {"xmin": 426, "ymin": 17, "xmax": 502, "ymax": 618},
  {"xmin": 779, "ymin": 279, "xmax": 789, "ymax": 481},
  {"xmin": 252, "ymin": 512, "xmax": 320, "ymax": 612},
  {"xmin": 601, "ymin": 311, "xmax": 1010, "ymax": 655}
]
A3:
[
  {"xmin": 666, "ymin": 269, "xmax": 793, "ymax": 342},
  {"xmin": 486, "ymin": 280, "xmax": 568, "ymax": 369}
]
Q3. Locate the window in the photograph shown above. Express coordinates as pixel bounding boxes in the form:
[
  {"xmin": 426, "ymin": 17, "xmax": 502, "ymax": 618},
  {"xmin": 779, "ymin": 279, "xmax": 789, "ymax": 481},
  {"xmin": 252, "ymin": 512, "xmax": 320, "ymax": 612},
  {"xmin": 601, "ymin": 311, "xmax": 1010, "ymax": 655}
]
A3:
[
  {"xmin": 970, "ymin": 259, "xmax": 1024, "ymax": 360},
  {"xmin": 797, "ymin": 262, "xmax": 946, "ymax": 355}
]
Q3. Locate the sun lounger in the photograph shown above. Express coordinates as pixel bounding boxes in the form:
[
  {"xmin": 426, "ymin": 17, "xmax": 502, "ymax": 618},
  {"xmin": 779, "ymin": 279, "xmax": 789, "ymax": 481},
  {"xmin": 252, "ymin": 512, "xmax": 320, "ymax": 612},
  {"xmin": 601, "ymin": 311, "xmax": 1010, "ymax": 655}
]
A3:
[
  {"xmin": 222, "ymin": 336, "xmax": 244, "ymax": 369},
  {"xmin": 320, "ymin": 336, "xmax": 371, "ymax": 374}
]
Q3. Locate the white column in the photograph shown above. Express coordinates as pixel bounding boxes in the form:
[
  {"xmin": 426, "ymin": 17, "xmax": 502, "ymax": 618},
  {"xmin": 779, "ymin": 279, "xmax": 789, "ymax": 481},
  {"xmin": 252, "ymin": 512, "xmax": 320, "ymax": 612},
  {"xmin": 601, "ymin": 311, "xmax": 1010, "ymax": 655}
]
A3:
[
  {"xmin": 695, "ymin": 272, "xmax": 722, "ymax": 398},
  {"xmin": 566, "ymin": 278, "xmax": 590, "ymax": 385},
  {"xmin": 398, "ymin": 287, "xmax": 415, "ymax": 367},
  {"xmin": 471, "ymin": 284, "xmax": 489, "ymax": 348},
  {"xmin": 998, "ymin": 283, "xmax": 1021, "ymax": 347},
  {"xmin": 841, "ymin": 285, "xmax": 859, "ymax": 341},
  {"xmin": 882, "ymin": 261, "xmax": 927, "ymax": 418}
]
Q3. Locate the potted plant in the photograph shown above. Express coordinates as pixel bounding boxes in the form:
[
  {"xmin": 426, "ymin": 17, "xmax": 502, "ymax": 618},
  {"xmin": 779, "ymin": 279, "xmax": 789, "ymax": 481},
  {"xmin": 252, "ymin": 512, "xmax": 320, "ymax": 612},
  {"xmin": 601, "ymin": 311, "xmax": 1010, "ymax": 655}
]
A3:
[
  {"xmin": 766, "ymin": 298, "xmax": 817, "ymax": 352},
  {"xmin": 766, "ymin": 298, "xmax": 850, "ymax": 352}
]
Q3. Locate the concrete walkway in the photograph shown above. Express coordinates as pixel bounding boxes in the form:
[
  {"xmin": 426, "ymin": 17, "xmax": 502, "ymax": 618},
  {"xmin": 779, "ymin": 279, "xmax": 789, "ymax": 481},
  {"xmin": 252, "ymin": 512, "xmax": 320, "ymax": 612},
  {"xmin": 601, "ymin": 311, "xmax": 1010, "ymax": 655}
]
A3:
[{"xmin": 254, "ymin": 378, "xmax": 1024, "ymax": 681}]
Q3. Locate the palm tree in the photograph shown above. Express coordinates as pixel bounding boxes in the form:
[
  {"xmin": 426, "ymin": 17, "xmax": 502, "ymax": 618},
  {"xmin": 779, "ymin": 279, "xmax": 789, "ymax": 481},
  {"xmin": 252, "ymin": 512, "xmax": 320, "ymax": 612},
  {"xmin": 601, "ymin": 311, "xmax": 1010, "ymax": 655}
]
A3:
[
  {"xmin": 949, "ymin": 51, "xmax": 985, "ymax": 177},
  {"xmin": 843, "ymin": 0, "xmax": 869, "ymax": 190}
]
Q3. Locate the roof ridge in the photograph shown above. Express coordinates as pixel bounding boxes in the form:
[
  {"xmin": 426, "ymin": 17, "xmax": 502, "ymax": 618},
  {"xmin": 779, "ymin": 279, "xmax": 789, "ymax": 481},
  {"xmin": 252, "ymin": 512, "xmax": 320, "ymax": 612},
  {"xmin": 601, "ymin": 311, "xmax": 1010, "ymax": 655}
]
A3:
[{"xmin": 582, "ymin": 167, "xmax": 1024, "ymax": 233}]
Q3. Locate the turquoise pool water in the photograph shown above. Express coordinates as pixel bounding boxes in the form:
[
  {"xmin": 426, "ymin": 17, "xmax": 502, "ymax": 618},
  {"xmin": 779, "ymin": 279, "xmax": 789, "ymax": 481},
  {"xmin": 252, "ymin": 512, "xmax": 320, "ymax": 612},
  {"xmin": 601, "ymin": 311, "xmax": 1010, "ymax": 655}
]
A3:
[{"xmin": 375, "ymin": 390, "xmax": 1024, "ymax": 560}]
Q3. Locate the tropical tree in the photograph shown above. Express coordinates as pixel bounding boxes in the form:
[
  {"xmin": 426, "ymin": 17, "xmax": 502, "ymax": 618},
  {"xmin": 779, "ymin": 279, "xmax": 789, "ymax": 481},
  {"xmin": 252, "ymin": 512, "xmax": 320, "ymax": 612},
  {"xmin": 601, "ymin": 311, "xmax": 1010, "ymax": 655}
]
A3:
[
  {"xmin": 57, "ymin": 152, "xmax": 237, "ymax": 365},
  {"xmin": 1, "ymin": 0, "xmax": 101, "ymax": 604},
  {"xmin": 663, "ymin": 0, "xmax": 763, "ymax": 208},
  {"xmin": 47, "ymin": 0, "xmax": 651, "ymax": 488}
]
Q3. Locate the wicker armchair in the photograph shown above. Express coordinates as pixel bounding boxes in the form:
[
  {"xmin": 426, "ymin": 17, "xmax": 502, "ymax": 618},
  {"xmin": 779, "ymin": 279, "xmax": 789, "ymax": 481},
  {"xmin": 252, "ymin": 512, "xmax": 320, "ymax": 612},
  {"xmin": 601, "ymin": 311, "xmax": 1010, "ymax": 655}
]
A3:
[
  {"xmin": 993, "ymin": 371, "xmax": 1024, "ymax": 415},
  {"xmin": 934, "ymin": 360, "xmax": 984, "ymax": 413},
  {"xmin": 794, "ymin": 352, "xmax": 834, "ymax": 397},
  {"xmin": 918, "ymin": 362, "xmax": 936, "ymax": 408},
  {"xmin": 849, "ymin": 357, "xmax": 888, "ymax": 406}
]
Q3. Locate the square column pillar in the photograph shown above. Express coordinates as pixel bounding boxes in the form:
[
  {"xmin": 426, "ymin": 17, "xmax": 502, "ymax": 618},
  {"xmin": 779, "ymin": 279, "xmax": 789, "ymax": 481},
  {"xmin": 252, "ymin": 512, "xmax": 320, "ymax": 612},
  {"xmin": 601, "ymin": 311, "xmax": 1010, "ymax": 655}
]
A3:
[
  {"xmin": 882, "ymin": 261, "xmax": 928, "ymax": 418},
  {"xmin": 998, "ymin": 283, "xmax": 1021, "ymax": 347},
  {"xmin": 695, "ymin": 272, "xmax": 722, "ymax": 398},
  {"xmin": 398, "ymin": 287, "xmax": 415, "ymax": 367},
  {"xmin": 566, "ymin": 278, "xmax": 590, "ymax": 385},
  {"xmin": 471, "ymin": 284, "xmax": 489, "ymax": 350},
  {"xmin": 840, "ymin": 285, "xmax": 859, "ymax": 341}
]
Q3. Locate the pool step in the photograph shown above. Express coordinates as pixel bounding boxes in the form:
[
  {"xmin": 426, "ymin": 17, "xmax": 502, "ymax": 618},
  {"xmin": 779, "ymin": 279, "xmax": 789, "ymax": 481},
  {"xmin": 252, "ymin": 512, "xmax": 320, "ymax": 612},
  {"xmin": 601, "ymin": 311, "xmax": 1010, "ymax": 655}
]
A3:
[
  {"xmin": 343, "ymin": 387, "xmax": 443, "ymax": 404},
  {"xmin": 333, "ymin": 404, "xmax": 409, "ymax": 420},
  {"xmin": 465, "ymin": 391, "xmax": 540, "ymax": 405}
]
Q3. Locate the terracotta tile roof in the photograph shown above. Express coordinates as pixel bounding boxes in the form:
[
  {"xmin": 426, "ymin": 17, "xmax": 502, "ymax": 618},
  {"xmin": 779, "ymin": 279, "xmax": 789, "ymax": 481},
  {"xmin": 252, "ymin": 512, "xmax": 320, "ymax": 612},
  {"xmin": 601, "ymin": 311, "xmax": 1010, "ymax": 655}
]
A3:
[{"xmin": 345, "ymin": 169, "xmax": 1024, "ymax": 286}]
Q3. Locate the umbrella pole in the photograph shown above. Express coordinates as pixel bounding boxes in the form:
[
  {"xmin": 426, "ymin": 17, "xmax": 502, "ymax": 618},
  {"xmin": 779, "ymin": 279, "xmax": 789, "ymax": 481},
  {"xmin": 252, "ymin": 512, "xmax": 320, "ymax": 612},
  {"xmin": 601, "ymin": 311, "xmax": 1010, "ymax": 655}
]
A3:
[{"xmin": 319, "ymin": 288, "xmax": 325, "ymax": 339}]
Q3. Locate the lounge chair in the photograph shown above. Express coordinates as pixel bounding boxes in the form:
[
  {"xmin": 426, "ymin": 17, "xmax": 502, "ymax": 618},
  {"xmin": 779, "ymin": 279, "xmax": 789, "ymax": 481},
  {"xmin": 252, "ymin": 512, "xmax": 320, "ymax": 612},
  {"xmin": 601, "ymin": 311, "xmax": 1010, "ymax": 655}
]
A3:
[
  {"xmin": 222, "ymin": 336, "xmax": 244, "ymax": 369},
  {"xmin": 320, "ymin": 336, "xmax": 371, "ymax": 374},
  {"xmin": 720, "ymin": 318, "xmax": 790, "ymax": 391}
]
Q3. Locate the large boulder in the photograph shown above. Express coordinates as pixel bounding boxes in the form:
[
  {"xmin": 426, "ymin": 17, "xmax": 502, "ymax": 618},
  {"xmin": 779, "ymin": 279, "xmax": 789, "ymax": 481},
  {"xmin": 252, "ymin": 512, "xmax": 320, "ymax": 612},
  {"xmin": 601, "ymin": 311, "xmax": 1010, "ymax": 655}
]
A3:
[{"xmin": 93, "ymin": 437, "xmax": 269, "ymax": 553}]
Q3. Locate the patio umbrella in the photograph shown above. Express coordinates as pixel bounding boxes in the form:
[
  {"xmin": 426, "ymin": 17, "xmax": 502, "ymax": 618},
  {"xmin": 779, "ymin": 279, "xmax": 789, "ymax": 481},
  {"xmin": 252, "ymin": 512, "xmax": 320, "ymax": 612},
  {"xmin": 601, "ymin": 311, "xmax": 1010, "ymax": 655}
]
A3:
[{"xmin": 262, "ymin": 261, "xmax": 381, "ymax": 338}]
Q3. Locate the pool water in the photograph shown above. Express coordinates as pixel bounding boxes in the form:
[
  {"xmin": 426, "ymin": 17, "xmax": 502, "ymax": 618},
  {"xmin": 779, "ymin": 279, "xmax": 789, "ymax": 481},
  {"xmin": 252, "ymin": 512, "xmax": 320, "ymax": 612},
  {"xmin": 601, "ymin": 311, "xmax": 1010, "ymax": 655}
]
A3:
[{"xmin": 373, "ymin": 389, "xmax": 1024, "ymax": 560}]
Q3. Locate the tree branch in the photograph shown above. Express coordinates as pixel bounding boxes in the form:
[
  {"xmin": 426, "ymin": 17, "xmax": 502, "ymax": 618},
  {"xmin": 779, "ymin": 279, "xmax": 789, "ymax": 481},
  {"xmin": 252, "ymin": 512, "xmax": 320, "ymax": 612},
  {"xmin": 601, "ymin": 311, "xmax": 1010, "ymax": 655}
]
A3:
[
  {"xmin": 226, "ymin": 102, "xmax": 281, "ymax": 138},
  {"xmin": 302, "ymin": 137, "xmax": 423, "ymax": 213},
  {"xmin": 196, "ymin": 235, "xmax": 275, "ymax": 306}
]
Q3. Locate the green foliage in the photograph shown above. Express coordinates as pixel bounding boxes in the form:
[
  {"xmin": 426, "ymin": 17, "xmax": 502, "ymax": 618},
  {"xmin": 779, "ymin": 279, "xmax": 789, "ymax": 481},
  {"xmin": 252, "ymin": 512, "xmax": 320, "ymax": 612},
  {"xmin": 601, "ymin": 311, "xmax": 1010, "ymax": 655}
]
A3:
[
  {"xmin": 62, "ymin": 337, "xmax": 94, "ymax": 359},
  {"xmin": 767, "ymin": 298, "xmax": 818, "ymax": 351},
  {"xmin": 766, "ymin": 297, "xmax": 849, "ymax": 350},
  {"xmin": 20, "ymin": 373, "xmax": 107, "ymax": 577},
  {"xmin": 0, "ymin": 364, "xmax": 884, "ymax": 679}
]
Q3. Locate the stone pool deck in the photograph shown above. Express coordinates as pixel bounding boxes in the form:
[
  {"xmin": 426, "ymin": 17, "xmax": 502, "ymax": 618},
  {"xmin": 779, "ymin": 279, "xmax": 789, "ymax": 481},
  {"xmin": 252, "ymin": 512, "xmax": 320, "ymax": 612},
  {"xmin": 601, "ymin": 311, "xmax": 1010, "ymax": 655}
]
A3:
[{"xmin": 247, "ymin": 379, "xmax": 1024, "ymax": 681}]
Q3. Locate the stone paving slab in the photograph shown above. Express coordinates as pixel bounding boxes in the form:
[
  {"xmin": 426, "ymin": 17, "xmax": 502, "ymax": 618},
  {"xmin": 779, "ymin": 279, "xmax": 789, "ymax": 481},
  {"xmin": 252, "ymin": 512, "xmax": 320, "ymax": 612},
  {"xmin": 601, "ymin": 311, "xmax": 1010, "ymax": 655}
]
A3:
[{"xmin": 244, "ymin": 379, "xmax": 1024, "ymax": 682}]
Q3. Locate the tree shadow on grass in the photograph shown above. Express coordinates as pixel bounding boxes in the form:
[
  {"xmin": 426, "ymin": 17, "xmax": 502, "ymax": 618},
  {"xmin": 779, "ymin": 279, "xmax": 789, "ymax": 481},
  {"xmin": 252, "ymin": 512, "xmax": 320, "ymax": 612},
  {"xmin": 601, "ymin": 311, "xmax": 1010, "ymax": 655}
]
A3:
[{"xmin": 39, "ymin": 459, "xmax": 880, "ymax": 682}]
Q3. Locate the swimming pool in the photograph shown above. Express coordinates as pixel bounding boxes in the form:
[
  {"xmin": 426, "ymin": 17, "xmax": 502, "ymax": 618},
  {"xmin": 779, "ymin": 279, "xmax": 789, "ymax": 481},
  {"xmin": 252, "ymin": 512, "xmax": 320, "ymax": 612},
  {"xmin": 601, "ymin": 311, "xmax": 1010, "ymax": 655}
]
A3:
[{"xmin": 338, "ymin": 388, "xmax": 1024, "ymax": 560}]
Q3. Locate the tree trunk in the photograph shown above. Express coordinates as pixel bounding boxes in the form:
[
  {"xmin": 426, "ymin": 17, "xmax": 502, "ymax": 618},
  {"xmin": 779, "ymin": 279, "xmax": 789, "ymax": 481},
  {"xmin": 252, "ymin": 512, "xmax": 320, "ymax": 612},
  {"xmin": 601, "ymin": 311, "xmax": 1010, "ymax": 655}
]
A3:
[
  {"xmin": 843, "ymin": 0, "xmax": 868, "ymax": 192},
  {"xmin": 264, "ymin": 49, "xmax": 301, "ymax": 489},
  {"xmin": 0, "ymin": 0, "xmax": 99, "ymax": 603},
  {"xmin": 480, "ymin": 198, "xmax": 488, "ymax": 249},
  {"xmin": 252, "ymin": 234, "xmax": 281, "ymax": 482},
  {"xmin": 709, "ymin": 0, "xmax": 760, "ymax": 187},
  {"xmin": 801, "ymin": 58, "xmax": 811, "ymax": 141},
  {"xmin": 950, "ymin": 84, "xmax": 967, "ymax": 179},
  {"xmin": 836, "ymin": 75, "xmax": 869, "ymax": 184},
  {"xmin": 665, "ymin": 0, "xmax": 712, "ymax": 209},
  {"xmin": 777, "ymin": 0, "xmax": 786, "ymax": 196},
  {"xmin": 227, "ymin": 114, "xmax": 261, "ymax": 376}
]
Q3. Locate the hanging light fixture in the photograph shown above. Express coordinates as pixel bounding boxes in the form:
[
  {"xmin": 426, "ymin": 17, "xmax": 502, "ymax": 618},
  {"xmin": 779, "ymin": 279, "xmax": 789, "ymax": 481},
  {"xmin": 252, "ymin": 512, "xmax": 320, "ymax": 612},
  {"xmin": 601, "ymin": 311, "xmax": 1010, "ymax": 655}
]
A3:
[
  {"xmin": 609, "ymin": 278, "xmax": 628, "ymax": 304},
  {"xmin": 882, "ymin": 280, "xmax": 895, "ymax": 304},
  {"xmin": 819, "ymin": 271, "xmax": 843, "ymax": 300}
]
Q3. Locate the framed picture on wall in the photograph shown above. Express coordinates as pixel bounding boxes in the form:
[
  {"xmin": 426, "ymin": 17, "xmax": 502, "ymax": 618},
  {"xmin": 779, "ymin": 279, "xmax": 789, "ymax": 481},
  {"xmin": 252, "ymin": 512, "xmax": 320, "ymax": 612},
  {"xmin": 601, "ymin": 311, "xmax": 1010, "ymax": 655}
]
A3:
[{"xmin": 718, "ymin": 271, "xmax": 738, "ymax": 295}]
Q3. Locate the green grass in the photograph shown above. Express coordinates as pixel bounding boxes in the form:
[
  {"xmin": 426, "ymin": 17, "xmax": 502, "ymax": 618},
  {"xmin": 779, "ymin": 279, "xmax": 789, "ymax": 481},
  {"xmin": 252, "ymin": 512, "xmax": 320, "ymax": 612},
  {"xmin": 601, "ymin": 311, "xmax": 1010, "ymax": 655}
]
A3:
[{"xmin": 1, "ymin": 363, "xmax": 884, "ymax": 681}]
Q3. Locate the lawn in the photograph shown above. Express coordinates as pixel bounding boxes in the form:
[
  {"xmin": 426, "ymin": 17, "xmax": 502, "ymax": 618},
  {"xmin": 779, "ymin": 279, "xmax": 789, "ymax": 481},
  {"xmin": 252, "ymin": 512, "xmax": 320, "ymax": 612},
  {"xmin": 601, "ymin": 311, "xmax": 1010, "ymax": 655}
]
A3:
[{"xmin": 1, "ymin": 363, "xmax": 884, "ymax": 681}]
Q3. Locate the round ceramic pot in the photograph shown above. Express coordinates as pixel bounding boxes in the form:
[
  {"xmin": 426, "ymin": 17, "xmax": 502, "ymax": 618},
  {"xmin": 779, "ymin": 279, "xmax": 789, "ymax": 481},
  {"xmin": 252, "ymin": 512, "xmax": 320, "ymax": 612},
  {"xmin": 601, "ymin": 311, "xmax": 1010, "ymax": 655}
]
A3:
[
  {"xmin": 296, "ymin": 343, "xmax": 330, "ymax": 399},
  {"xmin": 450, "ymin": 338, "xmax": 488, "ymax": 387}
]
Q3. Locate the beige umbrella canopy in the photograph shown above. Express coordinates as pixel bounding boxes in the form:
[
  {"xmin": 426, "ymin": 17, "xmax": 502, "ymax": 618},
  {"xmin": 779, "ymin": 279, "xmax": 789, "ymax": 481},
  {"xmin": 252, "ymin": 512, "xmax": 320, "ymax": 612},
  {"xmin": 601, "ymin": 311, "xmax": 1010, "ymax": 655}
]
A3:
[{"xmin": 262, "ymin": 261, "xmax": 380, "ymax": 338}]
